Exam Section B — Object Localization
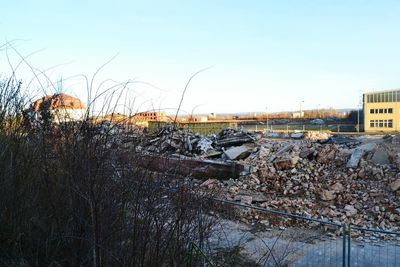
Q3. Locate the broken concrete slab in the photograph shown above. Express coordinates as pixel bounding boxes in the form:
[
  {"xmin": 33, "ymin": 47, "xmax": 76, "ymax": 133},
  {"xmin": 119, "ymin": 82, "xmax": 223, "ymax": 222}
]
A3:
[
  {"xmin": 214, "ymin": 136, "xmax": 254, "ymax": 147},
  {"xmin": 347, "ymin": 148, "xmax": 364, "ymax": 168},
  {"xmin": 197, "ymin": 137, "xmax": 213, "ymax": 152},
  {"xmin": 204, "ymin": 150, "xmax": 223, "ymax": 158},
  {"xmin": 240, "ymin": 195, "xmax": 253, "ymax": 205},
  {"xmin": 224, "ymin": 145, "xmax": 251, "ymax": 160},
  {"xmin": 276, "ymin": 144, "xmax": 294, "ymax": 155},
  {"xmin": 358, "ymin": 143, "xmax": 377, "ymax": 152},
  {"xmin": 371, "ymin": 148, "xmax": 391, "ymax": 165},
  {"xmin": 270, "ymin": 144, "xmax": 294, "ymax": 162},
  {"xmin": 321, "ymin": 135, "xmax": 360, "ymax": 146}
]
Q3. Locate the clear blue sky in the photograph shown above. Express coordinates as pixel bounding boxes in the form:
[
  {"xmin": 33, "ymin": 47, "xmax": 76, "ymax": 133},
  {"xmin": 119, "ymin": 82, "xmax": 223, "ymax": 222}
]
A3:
[{"xmin": 1, "ymin": 1, "xmax": 400, "ymax": 114}]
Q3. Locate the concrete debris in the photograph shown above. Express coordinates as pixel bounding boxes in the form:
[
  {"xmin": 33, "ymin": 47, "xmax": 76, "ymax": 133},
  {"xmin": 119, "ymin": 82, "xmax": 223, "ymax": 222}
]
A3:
[
  {"xmin": 320, "ymin": 190, "xmax": 336, "ymax": 201},
  {"xmin": 138, "ymin": 126, "xmax": 255, "ymax": 158},
  {"xmin": 390, "ymin": 178, "xmax": 400, "ymax": 191},
  {"xmin": 240, "ymin": 195, "xmax": 253, "ymax": 205},
  {"xmin": 136, "ymin": 126, "xmax": 400, "ymax": 231},
  {"xmin": 347, "ymin": 148, "xmax": 364, "ymax": 168},
  {"xmin": 258, "ymin": 146, "xmax": 271, "ymax": 158},
  {"xmin": 215, "ymin": 128, "xmax": 255, "ymax": 147},
  {"xmin": 224, "ymin": 145, "xmax": 251, "ymax": 160},
  {"xmin": 358, "ymin": 143, "xmax": 377, "ymax": 152},
  {"xmin": 193, "ymin": 133, "xmax": 400, "ymax": 231},
  {"xmin": 197, "ymin": 137, "xmax": 213, "ymax": 152},
  {"xmin": 321, "ymin": 135, "xmax": 360, "ymax": 148},
  {"xmin": 200, "ymin": 178, "xmax": 219, "ymax": 189},
  {"xmin": 274, "ymin": 158, "xmax": 295, "ymax": 171},
  {"xmin": 276, "ymin": 144, "xmax": 294, "ymax": 155},
  {"xmin": 330, "ymin": 182, "xmax": 344, "ymax": 193},
  {"xmin": 344, "ymin": 205, "xmax": 358, "ymax": 217},
  {"xmin": 371, "ymin": 148, "xmax": 391, "ymax": 165}
]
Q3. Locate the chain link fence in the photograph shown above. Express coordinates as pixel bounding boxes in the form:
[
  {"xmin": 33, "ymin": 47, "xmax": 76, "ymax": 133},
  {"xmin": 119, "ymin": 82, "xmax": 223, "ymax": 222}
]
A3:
[{"xmin": 188, "ymin": 199, "xmax": 400, "ymax": 267}]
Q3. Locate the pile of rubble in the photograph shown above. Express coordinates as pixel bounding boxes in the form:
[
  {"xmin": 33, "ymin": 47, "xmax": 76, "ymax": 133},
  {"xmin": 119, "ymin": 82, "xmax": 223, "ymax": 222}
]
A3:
[
  {"xmin": 136, "ymin": 126, "xmax": 400, "ymax": 231},
  {"xmin": 206, "ymin": 136, "xmax": 400, "ymax": 230},
  {"xmin": 135, "ymin": 125, "xmax": 259, "ymax": 160}
]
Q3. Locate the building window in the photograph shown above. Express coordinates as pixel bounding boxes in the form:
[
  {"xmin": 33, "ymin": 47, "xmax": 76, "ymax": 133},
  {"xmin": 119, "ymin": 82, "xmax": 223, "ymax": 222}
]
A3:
[
  {"xmin": 366, "ymin": 91, "xmax": 400, "ymax": 103},
  {"xmin": 370, "ymin": 108, "xmax": 394, "ymax": 114},
  {"xmin": 370, "ymin": 119, "xmax": 393, "ymax": 128}
]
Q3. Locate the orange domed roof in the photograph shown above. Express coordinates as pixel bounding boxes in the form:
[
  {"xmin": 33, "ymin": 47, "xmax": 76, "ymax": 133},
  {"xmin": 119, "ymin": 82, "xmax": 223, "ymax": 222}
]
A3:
[{"xmin": 31, "ymin": 93, "xmax": 86, "ymax": 111}]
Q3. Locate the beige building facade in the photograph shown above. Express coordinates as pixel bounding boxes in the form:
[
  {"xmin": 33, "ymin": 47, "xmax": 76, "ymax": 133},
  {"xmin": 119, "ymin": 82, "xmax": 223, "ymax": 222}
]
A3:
[{"xmin": 364, "ymin": 89, "xmax": 400, "ymax": 132}]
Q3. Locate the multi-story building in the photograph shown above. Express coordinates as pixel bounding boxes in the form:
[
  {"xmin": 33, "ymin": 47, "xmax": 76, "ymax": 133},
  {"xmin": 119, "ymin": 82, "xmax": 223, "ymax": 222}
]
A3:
[
  {"xmin": 131, "ymin": 111, "xmax": 167, "ymax": 122},
  {"xmin": 364, "ymin": 89, "xmax": 400, "ymax": 132}
]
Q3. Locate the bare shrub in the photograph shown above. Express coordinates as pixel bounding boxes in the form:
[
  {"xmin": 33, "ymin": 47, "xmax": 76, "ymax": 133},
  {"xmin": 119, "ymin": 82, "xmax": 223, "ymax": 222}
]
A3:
[{"xmin": 0, "ymin": 71, "xmax": 215, "ymax": 266}]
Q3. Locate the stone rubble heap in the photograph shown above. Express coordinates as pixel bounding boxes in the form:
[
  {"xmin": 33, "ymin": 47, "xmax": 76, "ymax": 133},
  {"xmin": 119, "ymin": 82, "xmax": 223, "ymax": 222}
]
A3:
[
  {"xmin": 137, "ymin": 126, "xmax": 400, "ymax": 231},
  {"xmin": 135, "ymin": 125, "xmax": 258, "ymax": 160},
  {"xmin": 201, "ymin": 133, "xmax": 400, "ymax": 231}
]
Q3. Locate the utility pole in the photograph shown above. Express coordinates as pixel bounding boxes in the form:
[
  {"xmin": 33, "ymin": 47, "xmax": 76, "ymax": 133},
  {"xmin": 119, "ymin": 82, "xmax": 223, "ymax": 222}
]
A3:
[{"xmin": 265, "ymin": 107, "xmax": 269, "ymax": 131}]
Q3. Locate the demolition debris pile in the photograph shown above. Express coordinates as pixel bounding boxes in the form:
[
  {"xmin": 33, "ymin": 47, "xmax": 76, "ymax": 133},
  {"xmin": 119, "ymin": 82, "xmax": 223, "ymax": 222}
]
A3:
[
  {"xmin": 137, "ymin": 126, "xmax": 400, "ymax": 231},
  {"xmin": 135, "ymin": 126, "xmax": 258, "ymax": 160}
]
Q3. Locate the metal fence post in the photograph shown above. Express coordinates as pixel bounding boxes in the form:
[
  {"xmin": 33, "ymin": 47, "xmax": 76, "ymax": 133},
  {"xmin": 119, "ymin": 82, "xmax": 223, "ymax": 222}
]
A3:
[
  {"xmin": 188, "ymin": 242, "xmax": 194, "ymax": 267},
  {"xmin": 343, "ymin": 224, "xmax": 347, "ymax": 267},
  {"xmin": 347, "ymin": 225, "xmax": 351, "ymax": 267}
]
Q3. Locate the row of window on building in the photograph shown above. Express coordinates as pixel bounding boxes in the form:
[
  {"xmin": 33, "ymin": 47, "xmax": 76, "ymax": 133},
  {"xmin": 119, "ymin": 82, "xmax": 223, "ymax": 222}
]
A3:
[
  {"xmin": 366, "ymin": 90, "xmax": 400, "ymax": 103},
  {"xmin": 369, "ymin": 119, "xmax": 393, "ymax": 128},
  {"xmin": 369, "ymin": 108, "xmax": 393, "ymax": 114}
]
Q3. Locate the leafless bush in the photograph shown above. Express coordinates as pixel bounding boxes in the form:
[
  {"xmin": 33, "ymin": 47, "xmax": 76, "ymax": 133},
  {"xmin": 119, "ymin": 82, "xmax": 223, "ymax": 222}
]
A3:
[{"xmin": 0, "ymin": 67, "xmax": 216, "ymax": 266}]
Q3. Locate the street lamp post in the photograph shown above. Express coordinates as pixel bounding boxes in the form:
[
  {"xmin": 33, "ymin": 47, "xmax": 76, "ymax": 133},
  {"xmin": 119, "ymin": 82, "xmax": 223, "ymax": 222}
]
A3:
[
  {"xmin": 357, "ymin": 93, "xmax": 363, "ymax": 133},
  {"xmin": 299, "ymin": 100, "xmax": 304, "ymax": 119}
]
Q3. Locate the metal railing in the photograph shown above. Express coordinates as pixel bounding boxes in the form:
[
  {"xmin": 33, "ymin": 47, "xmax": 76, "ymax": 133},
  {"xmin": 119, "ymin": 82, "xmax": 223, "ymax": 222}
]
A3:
[{"xmin": 242, "ymin": 124, "xmax": 360, "ymax": 133}]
